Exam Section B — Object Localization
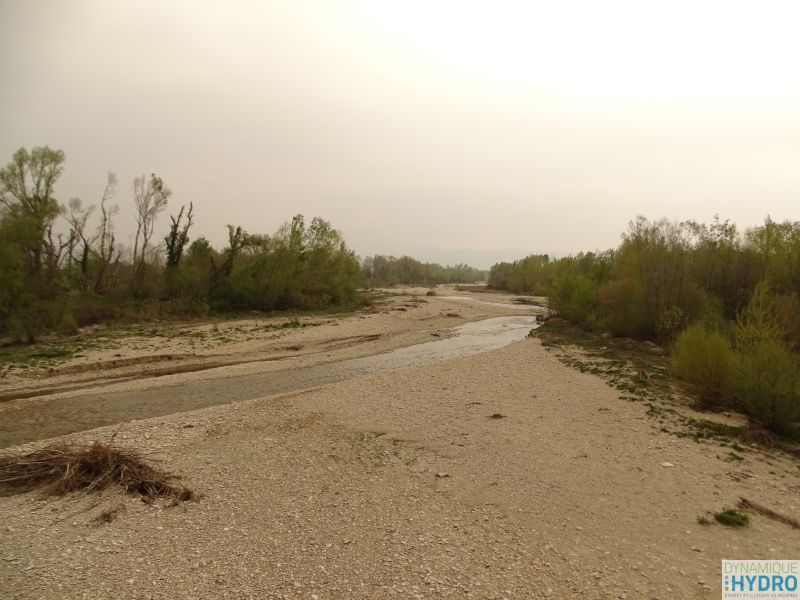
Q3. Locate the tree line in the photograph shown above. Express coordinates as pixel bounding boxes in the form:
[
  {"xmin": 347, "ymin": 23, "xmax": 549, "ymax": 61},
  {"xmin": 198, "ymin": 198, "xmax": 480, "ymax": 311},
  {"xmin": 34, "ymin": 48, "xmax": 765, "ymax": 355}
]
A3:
[
  {"xmin": 489, "ymin": 216, "xmax": 800, "ymax": 438},
  {"xmin": 0, "ymin": 146, "xmax": 489, "ymax": 344},
  {"xmin": 361, "ymin": 255, "xmax": 486, "ymax": 287},
  {"xmin": 0, "ymin": 146, "xmax": 363, "ymax": 342}
]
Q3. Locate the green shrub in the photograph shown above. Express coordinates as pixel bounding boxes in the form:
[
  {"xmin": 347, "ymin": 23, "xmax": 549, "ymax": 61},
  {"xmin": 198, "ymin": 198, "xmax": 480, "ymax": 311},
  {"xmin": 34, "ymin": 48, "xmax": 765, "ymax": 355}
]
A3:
[
  {"xmin": 655, "ymin": 305, "xmax": 687, "ymax": 342},
  {"xmin": 671, "ymin": 323, "xmax": 735, "ymax": 408},
  {"xmin": 552, "ymin": 274, "xmax": 601, "ymax": 329},
  {"xmin": 597, "ymin": 279, "xmax": 650, "ymax": 338},
  {"xmin": 714, "ymin": 508, "xmax": 749, "ymax": 527},
  {"xmin": 72, "ymin": 296, "xmax": 125, "ymax": 325},
  {"xmin": 733, "ymin": 339, "xmax": 800, "ymax": 438},
  {"xmin": 158, "ymin": 297, "xmax": 210, "ymax": 318},
  {"xmin": 56, "ymin": 310, "xmax": 79, "ymax": 335},
  {"xmin": 6, "ymin": 292, "xmax": 72, "ymax": 343}
]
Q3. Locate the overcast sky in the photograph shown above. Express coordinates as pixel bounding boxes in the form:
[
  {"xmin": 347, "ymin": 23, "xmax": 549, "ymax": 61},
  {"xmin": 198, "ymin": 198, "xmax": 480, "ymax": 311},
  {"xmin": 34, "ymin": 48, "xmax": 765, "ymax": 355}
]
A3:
[{"xmin": 1, "ymin": 1, "xmax": 798, "ymax": 268}]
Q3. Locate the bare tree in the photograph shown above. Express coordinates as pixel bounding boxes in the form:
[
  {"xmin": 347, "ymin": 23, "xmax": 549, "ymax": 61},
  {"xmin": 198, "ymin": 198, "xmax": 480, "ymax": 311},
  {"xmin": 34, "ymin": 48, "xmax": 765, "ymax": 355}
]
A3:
[
  {"xmin": 44, "ymin": 219, "xmax": 73, "ymax": 279},
  {"xmin": 131, "ymin": 173, "xmax": 171, "ymax": 292},
  {"xmin": 94, "ymin": 173, "xmax": 119, "ymax": 294},
  {"xmin": 220, "ymin": 225, "xmax": 248, "ymax": 278},
  {"xmin": 64, "ymin": 197, "xmax": 97, "ymax": 290}
]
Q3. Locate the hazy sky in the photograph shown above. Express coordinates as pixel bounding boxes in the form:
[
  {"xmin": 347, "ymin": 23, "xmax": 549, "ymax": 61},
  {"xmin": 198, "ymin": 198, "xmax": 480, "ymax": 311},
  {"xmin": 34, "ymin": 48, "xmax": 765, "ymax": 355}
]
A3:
[{"xmin": 1, "ymin": 1, "xmax": 798, "ymax": 268}]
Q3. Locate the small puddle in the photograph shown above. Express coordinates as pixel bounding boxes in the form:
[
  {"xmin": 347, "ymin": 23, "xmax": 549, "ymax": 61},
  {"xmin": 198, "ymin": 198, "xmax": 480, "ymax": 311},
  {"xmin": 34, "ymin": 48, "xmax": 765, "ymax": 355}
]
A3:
[{"xmin": 0, "ymin": 317, "xmax": 540, "ymax": 447}]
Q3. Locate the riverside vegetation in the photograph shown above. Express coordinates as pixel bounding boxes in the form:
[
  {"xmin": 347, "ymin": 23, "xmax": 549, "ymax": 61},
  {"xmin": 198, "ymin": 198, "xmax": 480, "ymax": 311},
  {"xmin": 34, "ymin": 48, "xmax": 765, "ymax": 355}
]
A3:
[
  {"xmin": 3, "ymin": 145, "xmax": 797, "ymax": 441},
  {"xmin": 0, "ymin": 146, "xmax": 483, "ymax": 347},
  {"xmin": 490, "ymin": 215, "xmax": 800, "ymax": 440}
]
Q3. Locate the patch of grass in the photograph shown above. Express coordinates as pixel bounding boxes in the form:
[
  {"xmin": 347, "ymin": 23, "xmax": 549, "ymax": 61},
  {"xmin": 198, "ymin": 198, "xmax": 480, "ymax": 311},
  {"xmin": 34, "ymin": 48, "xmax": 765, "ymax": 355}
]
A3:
[
  {"xmin": 727, "ymin": 452, "xmax": 745, "ymax": 462},
  {"xmin": 0, "ymin": 442, "xmax": 193, "ymax": 503},
  {"xmin": 1, "ymin": 299, "xmax": 366, "ymax": 371},
  {"xmin": 697, "ymin": 515, "xmax": 712, "ymax": 526},
  {"xmin": 539, "ymin": 322, "xmax": 669, "ymax": 408},
  {"xmin": 532, "ymin": 320, "xmax": 781, "ymax": 450},
  {"xmin": 0, "ymin": 343, "xmax": 83, "ymax": 372},
  {"xmin": 28, "ymin": 347, "xmax": 75, "ymax": 359},
  {"xmin": 714, "ymin": 508, "xmax": 749, "ymax": 527},
  {"xmin": 277, "ymin": 319, "xmax": 311, "ymax": 330},
  {"xmin": 687, "ymin": 418, "xmax": 742, "ymax": 440}
]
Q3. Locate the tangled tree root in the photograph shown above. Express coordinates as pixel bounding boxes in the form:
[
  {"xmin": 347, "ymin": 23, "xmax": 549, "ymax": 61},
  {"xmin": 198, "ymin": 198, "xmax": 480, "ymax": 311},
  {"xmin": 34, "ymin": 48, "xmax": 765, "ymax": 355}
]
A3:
[{"xmin": 0, "ymin": 442, "xmax": 193, "ymax": 503}]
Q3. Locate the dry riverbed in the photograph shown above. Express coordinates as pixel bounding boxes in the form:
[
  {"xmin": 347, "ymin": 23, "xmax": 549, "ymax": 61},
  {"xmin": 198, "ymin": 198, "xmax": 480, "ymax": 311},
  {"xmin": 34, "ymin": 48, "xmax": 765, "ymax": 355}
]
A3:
[
  {"xmin": 0, "ymin": 289, "xmax": 536, "ymax": 446},
  {"xmin": 1, "ymin": 287, "xmax": 798, "ymax": 599}
]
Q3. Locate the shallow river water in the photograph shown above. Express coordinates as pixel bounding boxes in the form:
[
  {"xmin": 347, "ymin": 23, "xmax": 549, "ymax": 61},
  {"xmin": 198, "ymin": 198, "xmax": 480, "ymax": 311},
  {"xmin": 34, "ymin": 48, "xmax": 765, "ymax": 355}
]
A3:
[{"xmin": 0, "ymin": 316, "xmax": 539, "ymax": 447}]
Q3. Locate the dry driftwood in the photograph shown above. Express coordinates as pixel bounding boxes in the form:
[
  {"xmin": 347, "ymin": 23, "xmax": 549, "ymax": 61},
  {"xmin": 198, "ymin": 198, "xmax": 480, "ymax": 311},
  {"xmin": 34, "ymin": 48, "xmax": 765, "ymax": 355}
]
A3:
[
  {"xmin": 0, "ymin": 442, "xmax": 193, "ymax": 502},
  {"xmin": 738, "ymin": 497, "xmax": 800, "ymax": 530}
]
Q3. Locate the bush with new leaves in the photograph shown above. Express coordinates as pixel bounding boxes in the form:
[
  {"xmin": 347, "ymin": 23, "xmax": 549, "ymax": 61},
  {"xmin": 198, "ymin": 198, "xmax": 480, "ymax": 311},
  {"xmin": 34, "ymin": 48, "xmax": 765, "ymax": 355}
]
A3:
[
  {"xmin": 670, "ymin": 323, "xmax": 735, "ymax": 408},
  {"xmin": 733, "ymin": 338, "xmax": 799, "ymax": 437}
]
